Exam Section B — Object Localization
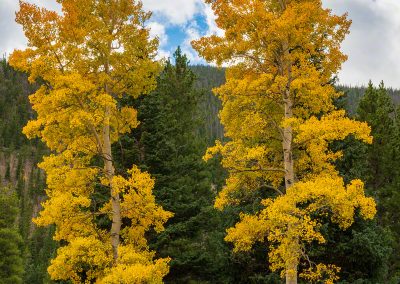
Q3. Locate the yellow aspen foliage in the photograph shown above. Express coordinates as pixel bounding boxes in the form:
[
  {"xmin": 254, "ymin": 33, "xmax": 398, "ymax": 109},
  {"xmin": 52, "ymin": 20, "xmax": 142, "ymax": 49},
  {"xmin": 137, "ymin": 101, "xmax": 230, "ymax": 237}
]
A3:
[
  {"xmin": 192, "ymin": 0, "xmax": 376, "ymax": 282},
  {"xmin": 225, "ymin": 175, "xmax": 375, "ymax": 280},
  {"xmin": 10, "ymin": 0, "xmax": 172, "ymax": 282}
]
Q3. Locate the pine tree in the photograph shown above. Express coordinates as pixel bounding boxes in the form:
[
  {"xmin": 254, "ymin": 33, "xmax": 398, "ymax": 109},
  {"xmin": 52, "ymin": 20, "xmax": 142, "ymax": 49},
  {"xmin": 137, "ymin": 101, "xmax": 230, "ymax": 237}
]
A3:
[
  {"xmin": 116, "ymin": 47, "xmax": 232, "ymax": 283},
  {"xmin": 355, "ymin": 81, "xmax": 400, "ymax": 281},
  {"xmin": 0, "ymin": 187, "xmax": 24, "ymax": 284},
  {"xmin": 317, "ymin": 84, "xmax": 394, "ymax": 283},
  {"xmin": 0, "ymin": 59, "xmax": 33, "ymax": 149},
  {"xmin": 357, "ymin": 81, "xmax": 397, "ymax": 189}
]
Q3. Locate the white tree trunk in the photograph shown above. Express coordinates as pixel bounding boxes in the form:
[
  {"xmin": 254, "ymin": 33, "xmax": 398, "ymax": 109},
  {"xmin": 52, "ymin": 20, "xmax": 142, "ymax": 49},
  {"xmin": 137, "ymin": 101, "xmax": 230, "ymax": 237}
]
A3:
[{"xmin": 103, "ymin": 106, "xmax": 121, "ymax": 263}]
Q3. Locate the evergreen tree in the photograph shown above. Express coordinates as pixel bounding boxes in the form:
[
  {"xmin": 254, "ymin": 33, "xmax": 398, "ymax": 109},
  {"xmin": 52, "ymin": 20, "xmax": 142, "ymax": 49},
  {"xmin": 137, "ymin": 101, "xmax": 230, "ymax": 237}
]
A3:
[
  {"xmin": 355, "ymin": 82, "xmax": 400, "ymax": 281},
  {"xmin": 0, "ymin": 187, "xmax": 24, "ymax": 284},
  {"xmin": 357, "ymin": 81, "xmax": 397, "ymax": 190},
  {"xmin": 331, "ymin": 81, "xmax": 400, "ymax": 282},
  {"xmin": 122, "ymin": 48, "xmax": 232, "ymax": 283},
  {"xmin": 0, "ymin": 58, "xmax": 55, "ymax": 283},
  {"xmin": 0, "ymin": 59, "xmax": 34, "ymax": 149}
]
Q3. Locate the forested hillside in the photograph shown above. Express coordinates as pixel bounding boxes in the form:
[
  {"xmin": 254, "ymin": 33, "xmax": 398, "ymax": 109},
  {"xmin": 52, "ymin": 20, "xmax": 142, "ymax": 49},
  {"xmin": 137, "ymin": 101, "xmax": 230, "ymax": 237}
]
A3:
[
  {"xmin": 0, "ymin": 59, "xmax": 54, "ymax": 284},
  {"xmin": 339, "ymin": 85, "xmax": 400, "ymax": 115},
  {"xmin": 4, "ymin": 0, "xmax": 400, "ymax": 283},
  {"xmin": 1, "ymin": 54, "xmax": 400, "ymax": 283}
]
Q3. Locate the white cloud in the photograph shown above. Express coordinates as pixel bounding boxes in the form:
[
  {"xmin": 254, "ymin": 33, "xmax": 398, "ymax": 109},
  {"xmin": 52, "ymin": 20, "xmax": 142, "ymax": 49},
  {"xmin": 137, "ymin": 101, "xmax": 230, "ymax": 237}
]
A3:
[
  {"xmin": 148, "ymin": 21, "xmax": 168, "ymax": 47},
  {"xmin": 202, "ymin": 3, "xmax": 224, "ymax": 37},
  {"xmin": 156, "ymin": 48, "xmax": 170, "ymax": 61},
  {"xmin": 0, "ymin": 0, "xmax": 25, "ymax": 56},
  {"xmin": 140, "ymin": 1, "xmax": 220, "ymax": 64},
  {"xmin": 181, "ymin": 21, "xmax": 204, "ymax": 64},
  {"xmin": 142, "ymin": 0, "xmax": 202, "ymax": 25},
  {"xmin": 0, "ymin": 0, "xmax": 61, "ymax": 56},
  {"xmin": 26, "ymin": 0, "xmax": 62, "ymax": 12},
  {"xmin": 323, "ymin": 0, "xmax": 400, "ymax": 88},
  {"xmin": 175, "ymin": 2, "xmax": 223, "ymax": 65},
  {"xmin": 147, "ymin": 21, "xmax": 170, "ymax": 60}
]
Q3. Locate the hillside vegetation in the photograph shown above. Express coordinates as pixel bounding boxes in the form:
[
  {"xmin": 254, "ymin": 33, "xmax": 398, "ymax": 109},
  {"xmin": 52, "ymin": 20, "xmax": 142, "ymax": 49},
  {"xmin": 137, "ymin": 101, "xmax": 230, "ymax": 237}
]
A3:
[{"xmin": 1, "ymin": 56, "xmax": 400, "ymax": 283}]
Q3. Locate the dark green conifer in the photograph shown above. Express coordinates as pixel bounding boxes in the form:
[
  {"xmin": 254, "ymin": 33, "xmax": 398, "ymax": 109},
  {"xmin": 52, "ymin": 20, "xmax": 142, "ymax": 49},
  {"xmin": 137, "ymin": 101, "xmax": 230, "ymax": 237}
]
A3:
[
  {"xmin": 136, "ymin": 47, "xmax": 231, "ymax": 283},
  {"xmin": 0, "ymin": 187, "xmax": 24, "ymax": 284}
]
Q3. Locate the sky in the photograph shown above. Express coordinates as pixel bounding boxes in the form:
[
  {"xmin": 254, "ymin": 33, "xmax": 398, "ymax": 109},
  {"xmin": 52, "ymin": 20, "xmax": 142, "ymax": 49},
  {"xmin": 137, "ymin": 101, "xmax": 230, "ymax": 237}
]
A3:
[{"xmin": 0, "ymin": 0, "xmax": 399, "ymax": 88}]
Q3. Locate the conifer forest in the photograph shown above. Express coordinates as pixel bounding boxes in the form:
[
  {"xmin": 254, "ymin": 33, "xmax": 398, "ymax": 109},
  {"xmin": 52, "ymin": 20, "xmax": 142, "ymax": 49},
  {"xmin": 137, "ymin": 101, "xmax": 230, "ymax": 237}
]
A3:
[{"xmin": 1, "ymin": 0, "xmax": 400, "ymax": 283}]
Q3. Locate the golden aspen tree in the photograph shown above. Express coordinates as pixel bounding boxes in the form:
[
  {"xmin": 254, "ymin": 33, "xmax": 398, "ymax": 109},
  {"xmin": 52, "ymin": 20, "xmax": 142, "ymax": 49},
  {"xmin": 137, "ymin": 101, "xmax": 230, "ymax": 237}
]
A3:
[
  {"xmin": 192, "ymin": 1, "xmax": 376, "ymax": 283},
  {"xmin": 9, "ymin": 1, "xmax": 172, "ymax": 283}
]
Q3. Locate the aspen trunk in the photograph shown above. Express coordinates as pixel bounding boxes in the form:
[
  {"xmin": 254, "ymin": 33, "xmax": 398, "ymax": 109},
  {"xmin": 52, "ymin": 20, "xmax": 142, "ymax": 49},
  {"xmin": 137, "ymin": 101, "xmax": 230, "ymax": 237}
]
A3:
[
  {"xmin": 285, "ymin": 231, "xmax": 299, "ymax": 284},
  {"xmin": 285, "ymin": 260, "xmax": 298, "ymax": 284},
  {"xmin": 283, "ymin": 90, "xmax": 294, "ymax": 189},
  {"xmin": 278, "ymin": 0, "xmax": 297, "ymax": 276},
  {"xmin": 103, "ymin": 38, "xmax": 121, "ymax": 262},
  {"xmin": 283, "ymin": 88, "xmax": 297, "ymax": 283},
  {"xmin": 103, "ymin": 106, "xmax": 121, "ymax": 263}
]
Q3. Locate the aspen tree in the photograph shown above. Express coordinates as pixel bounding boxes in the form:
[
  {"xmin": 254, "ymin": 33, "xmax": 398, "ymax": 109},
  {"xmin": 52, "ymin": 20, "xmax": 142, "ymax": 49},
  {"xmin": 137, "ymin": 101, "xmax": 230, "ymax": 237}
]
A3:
[
  {"xmin": 193, "ymin": 1, "xmax": 376, "ymax": 283},
  {"xmin": 10, "ymin": 1, "xmax": 172, "ymax": 282}
]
